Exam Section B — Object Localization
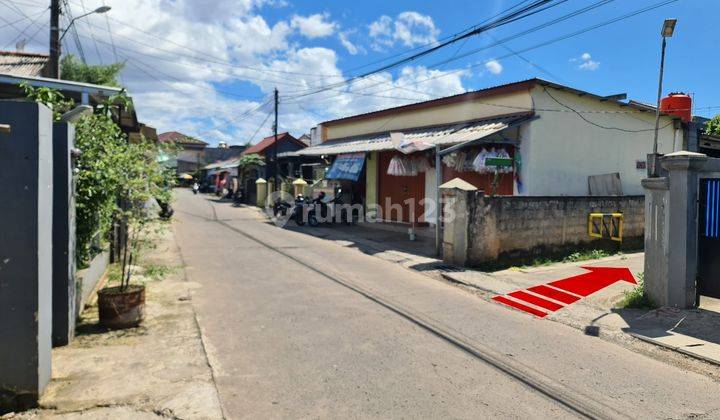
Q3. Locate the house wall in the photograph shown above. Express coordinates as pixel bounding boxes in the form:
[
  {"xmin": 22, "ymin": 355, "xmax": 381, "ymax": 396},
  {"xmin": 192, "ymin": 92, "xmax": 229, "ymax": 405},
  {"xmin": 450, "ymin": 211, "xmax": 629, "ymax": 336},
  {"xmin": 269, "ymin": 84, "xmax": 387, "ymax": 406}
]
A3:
[
  {"xmin": 525, "ymin": 85, "xmax": 681, "ymax": 196},
  {"xmin": 323, "ymin": 89, "xmax": 534, "ymax": 141},
  {"xmin": 177, "ymin": 148, "xmax": 204, "ymax": 168}
]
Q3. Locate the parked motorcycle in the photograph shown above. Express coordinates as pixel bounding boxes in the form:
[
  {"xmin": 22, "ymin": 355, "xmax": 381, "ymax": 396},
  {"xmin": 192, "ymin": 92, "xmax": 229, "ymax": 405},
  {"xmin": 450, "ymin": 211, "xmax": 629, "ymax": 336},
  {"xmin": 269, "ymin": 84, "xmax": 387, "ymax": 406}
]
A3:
[
  {"xmin": 274, "ymin": 195, "xmax": 317, "ymax": 226},
  {"xmin": 332, "ymin": 188, "xmax": 359, "ymax": 225}
]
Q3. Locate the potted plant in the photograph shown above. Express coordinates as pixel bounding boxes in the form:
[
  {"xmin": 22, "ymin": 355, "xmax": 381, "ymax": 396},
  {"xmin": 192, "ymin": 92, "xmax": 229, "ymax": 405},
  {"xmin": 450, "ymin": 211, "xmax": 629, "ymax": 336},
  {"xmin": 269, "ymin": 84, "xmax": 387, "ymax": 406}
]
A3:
[{"xmin": 97, "ymin": 133, "xmax": 174, "ymax": 329}]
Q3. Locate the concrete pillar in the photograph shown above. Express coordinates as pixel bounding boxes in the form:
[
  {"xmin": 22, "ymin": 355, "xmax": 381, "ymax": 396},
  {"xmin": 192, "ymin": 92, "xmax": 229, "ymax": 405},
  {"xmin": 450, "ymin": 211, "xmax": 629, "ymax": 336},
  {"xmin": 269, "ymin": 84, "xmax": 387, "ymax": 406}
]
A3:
[
  {"xmin": 292, "ymin": 178, "xmax": 307, "ymax": 197},
  {"xmin": 256, "ymin": 178, "xmax": 267, "ymax": 207},
  {"xmin": 365, "ymin": 152, "xmax": 378, "ymax": 220},
  {"xmin": 643, "ymin": 151, "xmax": 708, "ymax": 308},
  {"xmin": 642, "ymin": 176, "xmax": 670, "ymax": 305},
  {"xmin": 441, "ymin": 188, "xmax": 470, "ymax": 266},
  {"xmin": 52, "ymin": 122, "xmax": 76, "ymax": 346},
  {"xmin": 0, "ymin": 102, "xmax": 53, "ymax": 411}
]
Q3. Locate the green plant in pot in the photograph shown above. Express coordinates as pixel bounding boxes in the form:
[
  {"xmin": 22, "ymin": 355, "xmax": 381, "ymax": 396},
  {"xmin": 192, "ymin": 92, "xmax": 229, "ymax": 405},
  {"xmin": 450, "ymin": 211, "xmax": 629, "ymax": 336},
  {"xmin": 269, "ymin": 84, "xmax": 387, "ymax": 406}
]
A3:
[{"xmin": 97, "ymin": 133, "xmax": 174, "ymax": 329}]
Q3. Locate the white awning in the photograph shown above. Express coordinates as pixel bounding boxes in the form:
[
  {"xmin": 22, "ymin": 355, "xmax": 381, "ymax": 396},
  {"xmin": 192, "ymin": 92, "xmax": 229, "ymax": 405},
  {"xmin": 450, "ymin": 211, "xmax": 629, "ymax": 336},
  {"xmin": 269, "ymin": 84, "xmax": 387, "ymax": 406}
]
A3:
[{"xmin": 296, "ymin": 114, "xmax": 532, "ymax": 156}]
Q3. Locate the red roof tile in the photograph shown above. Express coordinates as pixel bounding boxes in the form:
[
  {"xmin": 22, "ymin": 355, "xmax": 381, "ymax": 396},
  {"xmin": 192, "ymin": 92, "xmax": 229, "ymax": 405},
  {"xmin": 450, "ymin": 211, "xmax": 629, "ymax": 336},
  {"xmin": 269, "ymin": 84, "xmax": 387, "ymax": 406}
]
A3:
[{"xmin": 242, "ymin": 132, "xmax": 305, "ymax": 155}]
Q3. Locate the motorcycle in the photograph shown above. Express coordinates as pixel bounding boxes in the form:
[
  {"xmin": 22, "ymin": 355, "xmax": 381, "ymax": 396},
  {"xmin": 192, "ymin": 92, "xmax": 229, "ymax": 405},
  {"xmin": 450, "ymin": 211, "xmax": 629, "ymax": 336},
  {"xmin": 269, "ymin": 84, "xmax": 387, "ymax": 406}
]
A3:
[
  {"xmin": 192, "ymin": 183, "xmax": 199, "ymax": 195},
  {"xmin": 308, "ymin": 189, "xmax": 358, "ymax": 226},
  {"xmin": 333, "ymin": 188, "xmax": 359, "ymax": 225},
  {"xmin": 275, "ymin": 195, "xmax": 317, "ymax": 226}
]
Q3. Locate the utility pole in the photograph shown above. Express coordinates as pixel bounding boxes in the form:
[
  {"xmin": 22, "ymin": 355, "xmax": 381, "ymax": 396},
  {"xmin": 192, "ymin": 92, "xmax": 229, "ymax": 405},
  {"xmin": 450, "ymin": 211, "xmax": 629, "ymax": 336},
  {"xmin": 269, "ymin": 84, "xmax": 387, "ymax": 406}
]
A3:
[
  {"xmin": 49, "ymin": 0, "xmax": 61, "ymax": 78},
  {"xmin": 650, "ymin": 19, "xmax": 677, "ymax": 177},
  {"xmin": 273, "ymin": 87, "xmax": 279, "ymax": 192}
]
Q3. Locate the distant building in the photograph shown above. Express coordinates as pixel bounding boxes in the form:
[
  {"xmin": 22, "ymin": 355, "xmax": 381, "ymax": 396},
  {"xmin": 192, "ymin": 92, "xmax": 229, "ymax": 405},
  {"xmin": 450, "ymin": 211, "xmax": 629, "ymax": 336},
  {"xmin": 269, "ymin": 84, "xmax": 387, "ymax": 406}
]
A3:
[
  {"xmin": 0, "ymin": 54, "xmax": 156, "ymax": 143},
  {"xmin": 0, "ymin": 50, "xmax": 51, "ymax": 77},
  {"xmin": 158, "ymin": 131, "xmax": 209, "ymax": 176},
  {"xmin": 298, "ymin": 78, "xmax": 687, "ymax": 225}
]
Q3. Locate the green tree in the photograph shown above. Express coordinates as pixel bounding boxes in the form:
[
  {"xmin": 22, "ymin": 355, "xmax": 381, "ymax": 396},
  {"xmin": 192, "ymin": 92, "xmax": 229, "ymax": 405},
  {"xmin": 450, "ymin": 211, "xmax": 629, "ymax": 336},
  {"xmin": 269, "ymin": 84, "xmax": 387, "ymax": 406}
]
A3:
[
  {"xmin": 706, "ymin": 115, "xmax": 720, "ymax": 136},
  {"xmin": 60, "ymin": 54, "xmax": 125, "ymax": 87},
  {"xmin": 21, "ymin": 83, "xmax": 175, "ymax": 269},
  {"xmin": 238, "ymin": 153, "xmax": 265, "ymax": 184}
]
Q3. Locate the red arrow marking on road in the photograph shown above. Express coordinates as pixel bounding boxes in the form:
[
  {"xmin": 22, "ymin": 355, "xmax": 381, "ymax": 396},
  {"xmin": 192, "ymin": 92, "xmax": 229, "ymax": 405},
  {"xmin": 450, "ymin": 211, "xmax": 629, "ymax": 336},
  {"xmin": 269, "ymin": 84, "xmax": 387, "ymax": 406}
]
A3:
[
  {"xmin": 492, "ymin": 266, "xmax": 637, "ymax": 317},
  {"xmin": 547, "ymin": 266, "xmax": 636, "ymax": 297}
]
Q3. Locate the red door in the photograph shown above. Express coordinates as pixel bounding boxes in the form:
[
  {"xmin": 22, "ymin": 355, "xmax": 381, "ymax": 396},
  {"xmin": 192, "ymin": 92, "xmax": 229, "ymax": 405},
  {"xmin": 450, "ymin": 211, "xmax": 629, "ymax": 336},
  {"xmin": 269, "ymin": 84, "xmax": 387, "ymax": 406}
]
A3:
[{"xmin": 378, "ymin": 151, "xmax": 425, "ymax": 223}]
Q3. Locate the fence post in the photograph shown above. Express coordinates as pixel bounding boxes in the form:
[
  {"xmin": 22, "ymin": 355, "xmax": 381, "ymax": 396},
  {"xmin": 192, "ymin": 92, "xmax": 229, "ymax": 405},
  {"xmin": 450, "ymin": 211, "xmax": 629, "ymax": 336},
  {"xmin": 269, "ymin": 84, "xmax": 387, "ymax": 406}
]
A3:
[
  {"xmin": 256, "ymin": 178, "xmax": 268, "ymax": 207},
  {"xmin": 51, "ymin": 121, "xmax": 76, "ymax": 346},
  {"xmin": 0, "ymin": 102, "xmax": 53, "ymax": 411}
]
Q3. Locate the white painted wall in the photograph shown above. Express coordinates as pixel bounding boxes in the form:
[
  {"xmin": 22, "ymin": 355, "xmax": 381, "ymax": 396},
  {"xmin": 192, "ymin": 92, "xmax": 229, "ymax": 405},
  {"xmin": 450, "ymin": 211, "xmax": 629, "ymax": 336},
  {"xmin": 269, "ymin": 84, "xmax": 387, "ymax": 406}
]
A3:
[
  {"xmin": 324, "ymin": 90, "xmax": 534, "ymax": 140},
  {"xmin": 524, "ymin": 85, "xmax": 681, "ymax": 196}
]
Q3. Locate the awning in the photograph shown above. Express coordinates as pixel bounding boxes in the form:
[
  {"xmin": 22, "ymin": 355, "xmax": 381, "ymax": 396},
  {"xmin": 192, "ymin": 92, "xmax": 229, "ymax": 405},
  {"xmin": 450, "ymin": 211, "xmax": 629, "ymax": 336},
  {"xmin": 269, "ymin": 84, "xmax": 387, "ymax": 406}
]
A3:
[
  {"xmin": 326, "ymin": 153, "xmax": 365, "ymax": 181},
  {"xmin": 296, "ymin": 114, "xmax": 532, "ymax": 156}
]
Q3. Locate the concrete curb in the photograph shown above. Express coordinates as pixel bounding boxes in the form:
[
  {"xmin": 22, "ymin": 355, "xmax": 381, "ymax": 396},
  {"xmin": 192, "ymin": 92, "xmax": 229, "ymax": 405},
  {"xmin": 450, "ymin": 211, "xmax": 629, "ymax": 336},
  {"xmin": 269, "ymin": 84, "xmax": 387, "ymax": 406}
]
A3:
[{"xmin": 628, "ymin": 332, "xmax": 720, "ymax": 367}]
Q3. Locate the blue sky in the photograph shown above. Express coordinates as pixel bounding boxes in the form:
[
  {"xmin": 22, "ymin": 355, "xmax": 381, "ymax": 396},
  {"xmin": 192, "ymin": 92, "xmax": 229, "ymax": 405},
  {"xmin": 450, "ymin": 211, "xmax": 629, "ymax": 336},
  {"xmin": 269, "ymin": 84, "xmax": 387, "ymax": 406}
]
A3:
[{"xmin": 0, "ymin": 0, "xmax": 716, "ymax": 144}]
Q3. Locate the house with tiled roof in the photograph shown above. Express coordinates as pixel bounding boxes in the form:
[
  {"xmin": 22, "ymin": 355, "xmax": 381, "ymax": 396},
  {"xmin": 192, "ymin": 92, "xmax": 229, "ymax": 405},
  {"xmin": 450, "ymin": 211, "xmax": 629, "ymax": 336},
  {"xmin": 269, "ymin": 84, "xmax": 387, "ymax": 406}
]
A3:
[
  {"xmin": 242, "ymin": 132, "xmax": 306, "ymax": 157},
  {"xmin": 0, "ymin": 51, "xmax": 50, "ymax": 77},
  {"xmin": 159, "ymin": 131, "xmax": 209, "ymax": 176}
]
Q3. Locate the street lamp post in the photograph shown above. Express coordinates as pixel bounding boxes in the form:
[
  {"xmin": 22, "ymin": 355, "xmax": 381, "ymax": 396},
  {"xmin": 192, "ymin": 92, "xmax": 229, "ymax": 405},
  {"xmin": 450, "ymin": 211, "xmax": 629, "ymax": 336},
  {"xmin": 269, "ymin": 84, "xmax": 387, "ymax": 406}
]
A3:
[
  {"xmin": 649, "ymin": 18, "xmax": 677, "ymax": 177},
  {"xmin": 49, "ymin": 3, "xmax": 111, "ymax": 78}
]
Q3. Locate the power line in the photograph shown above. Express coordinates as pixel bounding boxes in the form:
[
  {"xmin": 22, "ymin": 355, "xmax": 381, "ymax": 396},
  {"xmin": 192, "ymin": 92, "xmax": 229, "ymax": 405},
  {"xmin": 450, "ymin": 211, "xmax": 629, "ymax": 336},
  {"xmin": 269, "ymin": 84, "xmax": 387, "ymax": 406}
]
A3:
[
  {"xmin": 542, "ymin": 87, "xmax": 673, "ymax": 132},
  {"xmin": 69, "ymin": 27, "xmax": 434, "ymax": 104},
  {"xmin": 62, "ymin": 0, "xmax": 345, "ymax": 80},
  {"xmin": 336, "ymin": 0, "xmax": 537, "ymax": 76},
  {"xmin": 282, "ymin": 0, "xmax": 616, "ymax": 101},
  {"xmin": 102, "ymin": 0, "xmax": 119, "ymax": 63},
  {"xmin": 1, "ymin": 8, "xmax": 46, "ymax": 49},
  {"xmin": 247, "ymin": 109, "xmax": 273, "ymax": 145},
  {"xmin": 78, "ymin": 0, "xmax": 103, "ymax": 63},
  {"xmin": 61, "ymin": 0, "xmax": 87, "ymax": 63},
  {"xmin": 286, "ymin": 0, "xmax": 565, "ymax": 100},
  {"xmin": 287, "ymin": 0, "xmax": 679, "ymax": 106},
  {"xmin": 0, "ymin": 2, "xmax": 47, "ymax": 46}
]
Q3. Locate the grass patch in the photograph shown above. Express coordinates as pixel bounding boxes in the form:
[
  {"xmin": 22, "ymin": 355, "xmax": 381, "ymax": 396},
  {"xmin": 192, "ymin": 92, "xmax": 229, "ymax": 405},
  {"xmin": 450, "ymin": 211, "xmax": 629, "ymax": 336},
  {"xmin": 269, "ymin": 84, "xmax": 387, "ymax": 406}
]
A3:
[
  {"xmin": 618, "ymin": 273, "xmax": 656, "ymax": 309},
  {"xmin": 143, "ymin": 264, "xmax": 176, "ymax": 281},
  {"xmin": 512, "ymin": 249, "xmax": 616, "ymax": 269},
  {"xmin": 562, "ymin": 249, "xmax": 613, "ymax": 263}
]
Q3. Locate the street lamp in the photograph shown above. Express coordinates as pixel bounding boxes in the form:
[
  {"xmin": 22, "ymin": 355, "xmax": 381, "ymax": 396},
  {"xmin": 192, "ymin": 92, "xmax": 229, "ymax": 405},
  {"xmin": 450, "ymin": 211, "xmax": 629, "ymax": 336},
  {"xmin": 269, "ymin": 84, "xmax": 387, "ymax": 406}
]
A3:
[
  {"xmin": 59, "ymin": 6, "xmax": 111, "ymax": 42},
  {"xmin": 650, "ymin": 18, "xmax": 677, "ymax": 177}
]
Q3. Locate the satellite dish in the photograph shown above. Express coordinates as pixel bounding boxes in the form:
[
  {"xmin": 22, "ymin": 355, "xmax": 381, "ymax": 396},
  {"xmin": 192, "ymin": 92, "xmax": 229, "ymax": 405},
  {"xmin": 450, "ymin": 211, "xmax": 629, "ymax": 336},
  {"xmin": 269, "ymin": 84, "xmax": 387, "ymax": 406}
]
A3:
[{"xmin": 15, "ymin": 39, "xmax": 27, "ymax": 52}]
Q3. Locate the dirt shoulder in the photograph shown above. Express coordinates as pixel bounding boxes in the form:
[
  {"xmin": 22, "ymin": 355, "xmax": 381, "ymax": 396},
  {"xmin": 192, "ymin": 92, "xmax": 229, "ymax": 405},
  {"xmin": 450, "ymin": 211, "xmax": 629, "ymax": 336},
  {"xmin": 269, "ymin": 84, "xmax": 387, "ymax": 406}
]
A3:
[{"xmin": 11, "ymin": 223, "xmax": 224, "ymax": 420}]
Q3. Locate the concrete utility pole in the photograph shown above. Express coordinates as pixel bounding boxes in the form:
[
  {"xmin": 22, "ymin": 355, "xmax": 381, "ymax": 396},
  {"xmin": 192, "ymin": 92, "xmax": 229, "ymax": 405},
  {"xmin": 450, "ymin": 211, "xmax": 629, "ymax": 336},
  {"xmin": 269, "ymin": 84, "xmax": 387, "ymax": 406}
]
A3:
[
  {"xmin": 49, "ymin": 0, "xmax": 61, "ymax": 78},
  {"xmin": 273, "ymin": 87, "xmax": 279, "ymax": 192}
]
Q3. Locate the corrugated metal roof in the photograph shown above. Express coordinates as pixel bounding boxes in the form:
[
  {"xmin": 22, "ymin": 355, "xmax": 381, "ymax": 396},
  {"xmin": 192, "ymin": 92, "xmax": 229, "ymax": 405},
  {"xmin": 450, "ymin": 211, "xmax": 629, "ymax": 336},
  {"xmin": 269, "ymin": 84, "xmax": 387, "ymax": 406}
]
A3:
[
  {"xmin": 203, "ymin": 158, "xmax": 241, "ymax": 170},
  {"xmin": 297, "ymin": 114, "xmax": 531, "ymax": 156},
  {"xmin": 0, "ymin": 51, "xmax": 49, "ymax": 77}
]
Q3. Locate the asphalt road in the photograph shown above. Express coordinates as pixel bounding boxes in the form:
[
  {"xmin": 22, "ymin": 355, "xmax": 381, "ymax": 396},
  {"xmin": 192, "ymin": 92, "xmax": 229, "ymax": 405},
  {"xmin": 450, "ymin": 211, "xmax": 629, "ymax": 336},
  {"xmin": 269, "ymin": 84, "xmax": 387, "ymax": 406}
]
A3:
[{"xmin": 173, "ymin": 189, "xmax": 720, "ymax": 419}]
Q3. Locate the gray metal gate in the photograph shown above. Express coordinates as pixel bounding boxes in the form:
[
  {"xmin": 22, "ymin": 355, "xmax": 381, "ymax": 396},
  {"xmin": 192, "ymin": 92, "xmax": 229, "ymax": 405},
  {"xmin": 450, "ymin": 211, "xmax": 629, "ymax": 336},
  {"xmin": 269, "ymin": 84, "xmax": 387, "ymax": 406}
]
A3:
[{"xmin": 698, "ymin": 178, "xmax": 720, "ymax": 299}]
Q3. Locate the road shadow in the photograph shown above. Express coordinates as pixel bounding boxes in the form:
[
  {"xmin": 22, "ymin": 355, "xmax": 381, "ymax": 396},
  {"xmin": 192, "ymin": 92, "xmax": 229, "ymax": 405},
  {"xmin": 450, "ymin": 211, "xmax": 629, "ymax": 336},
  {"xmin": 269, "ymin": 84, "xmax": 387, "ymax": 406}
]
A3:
[
  {"xmin": 607, "ymin": 297, "xmax": 720, "ymax": 346},
  {"xmin": 280, "ymin": 222, "xmax": 438, "ymax": 260}
]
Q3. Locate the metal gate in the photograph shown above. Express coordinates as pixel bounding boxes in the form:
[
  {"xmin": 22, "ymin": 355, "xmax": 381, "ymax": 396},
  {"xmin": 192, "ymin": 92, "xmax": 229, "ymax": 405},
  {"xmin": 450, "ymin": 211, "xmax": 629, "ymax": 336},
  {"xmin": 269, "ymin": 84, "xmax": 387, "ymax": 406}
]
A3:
[{"xmin": 698, "ymin": 178, "xmax": 720, "ymax": 298}]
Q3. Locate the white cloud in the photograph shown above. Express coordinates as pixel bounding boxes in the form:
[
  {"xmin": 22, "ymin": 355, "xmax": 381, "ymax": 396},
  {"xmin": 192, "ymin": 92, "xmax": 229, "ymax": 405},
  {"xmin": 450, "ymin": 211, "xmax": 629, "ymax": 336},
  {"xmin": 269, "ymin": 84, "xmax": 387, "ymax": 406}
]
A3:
[
  {"xmin": 573, "ymin": 52, "xmax": 600, "ymax": 71},
  {"xmin": 290, "ymin": 13, "xmax": 338, "ymax": 39},
  {"xmin": 484, "ymin": 59, "xmax": 503, "ymax": 75},
  {"xmin": 394, "ymin": 12, "xmax": 439, "ymax": 47},
  {"xmin": 338, "ymin": 31, "xmax": 363, "ymax": 55},
  {"xmin": 368, "ymin": 11, "xmax": 439, "ymax": 50},
  {"xmin": 0, "ymin": 1, "xmax": 467, "ymax": 145},
  {"xmin": 368, "ymin": 15, "xmax": 393, "ymax": 38}
]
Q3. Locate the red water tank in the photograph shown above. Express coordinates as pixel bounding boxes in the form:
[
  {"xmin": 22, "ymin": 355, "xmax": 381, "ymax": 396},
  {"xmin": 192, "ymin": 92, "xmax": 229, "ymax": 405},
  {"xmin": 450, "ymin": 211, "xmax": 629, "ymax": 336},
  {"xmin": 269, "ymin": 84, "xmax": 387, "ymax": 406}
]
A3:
[{"xmin": 660, "ymin": 92, "xmax": 692, "ymax": 123}]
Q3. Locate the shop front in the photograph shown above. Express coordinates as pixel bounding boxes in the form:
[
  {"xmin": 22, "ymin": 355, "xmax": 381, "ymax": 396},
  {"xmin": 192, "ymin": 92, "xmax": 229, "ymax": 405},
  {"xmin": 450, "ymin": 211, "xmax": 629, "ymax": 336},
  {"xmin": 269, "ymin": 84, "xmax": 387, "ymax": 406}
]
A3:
[{"xmin": 296, "ymin": 114, "xmax": 532, "ymax": 227}]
